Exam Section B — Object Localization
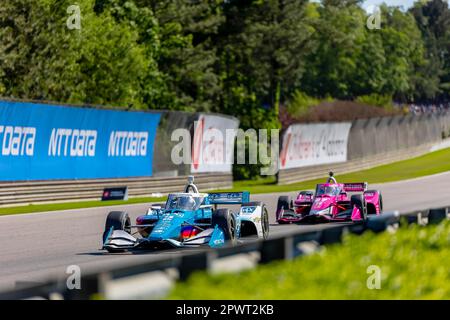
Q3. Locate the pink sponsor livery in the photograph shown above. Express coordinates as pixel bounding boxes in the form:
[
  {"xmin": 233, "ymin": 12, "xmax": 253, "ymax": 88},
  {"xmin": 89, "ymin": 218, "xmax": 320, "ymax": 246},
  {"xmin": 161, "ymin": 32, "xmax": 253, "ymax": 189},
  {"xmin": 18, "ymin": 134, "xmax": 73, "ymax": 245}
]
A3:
[{"xmin": 276, "ymin": 172, "xmax": 383, "ymax": 224}]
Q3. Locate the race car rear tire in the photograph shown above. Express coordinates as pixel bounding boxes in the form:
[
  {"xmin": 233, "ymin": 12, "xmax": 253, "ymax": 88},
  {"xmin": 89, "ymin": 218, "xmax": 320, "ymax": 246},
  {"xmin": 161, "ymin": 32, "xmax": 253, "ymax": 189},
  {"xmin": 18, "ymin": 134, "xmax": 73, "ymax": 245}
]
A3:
[
  {"xmin": 103, "ymin": 211, "xmax": 131, "ymax": 252},
  {"xmin": 276, "ymin": 196, "xmax": 291, "ymax": 221},
  {"xmin": 212, "ymin": 209, "xmax": 237, "ymax": 245},
  {"xmin": 351, "ymin": 195, "xmax": 367, "ymax": 220},
  {"xmin": 379, "ymin": 193, "xmax": 383, "ymax": 212}
]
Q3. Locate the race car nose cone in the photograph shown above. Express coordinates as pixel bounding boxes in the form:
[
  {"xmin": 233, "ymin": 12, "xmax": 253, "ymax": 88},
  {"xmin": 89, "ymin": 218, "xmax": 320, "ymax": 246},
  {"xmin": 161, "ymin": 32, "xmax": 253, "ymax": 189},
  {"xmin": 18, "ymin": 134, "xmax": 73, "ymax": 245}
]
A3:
[{"xmin": 147, "ymin": 236, "xmax": 164, "ymax": 241}]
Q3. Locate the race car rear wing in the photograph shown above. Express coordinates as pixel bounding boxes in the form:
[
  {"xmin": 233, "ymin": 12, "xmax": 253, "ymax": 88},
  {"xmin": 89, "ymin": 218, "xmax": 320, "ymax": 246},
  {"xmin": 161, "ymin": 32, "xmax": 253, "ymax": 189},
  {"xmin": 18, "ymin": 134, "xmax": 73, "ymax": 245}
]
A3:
[
  {"xmin": 208, "ymin": 191, "xmax": 250, "ymax": 205},
  {"xmin": 343, "ymin": 183, "xmax": 368, "ymax": 192}
]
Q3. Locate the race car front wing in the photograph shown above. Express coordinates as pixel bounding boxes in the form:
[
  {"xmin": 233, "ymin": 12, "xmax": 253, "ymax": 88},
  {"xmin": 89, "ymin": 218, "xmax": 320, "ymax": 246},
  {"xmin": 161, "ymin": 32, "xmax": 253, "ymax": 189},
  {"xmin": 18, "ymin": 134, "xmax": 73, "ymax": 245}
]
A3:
[{"xmin": 102, "ymin": 225, "xmax": 226, "ymax": 251}]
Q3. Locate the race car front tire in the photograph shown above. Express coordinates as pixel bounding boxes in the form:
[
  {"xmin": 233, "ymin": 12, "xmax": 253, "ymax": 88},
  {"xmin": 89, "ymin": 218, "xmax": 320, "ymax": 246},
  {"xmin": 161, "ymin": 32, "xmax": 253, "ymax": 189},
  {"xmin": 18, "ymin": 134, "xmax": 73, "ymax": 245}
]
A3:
[
  {"xmin": 276, "ymin": 196, "xmax": 291, "ymax": 221},
  {"xmin": 241, "ymin": 202, "xmax": 269, "ymax": 239},
  {"xmin": 103, "ymin": 211, "xmax": 131, "ymax": 252},
  {"xmin": 366, "ymin": 190, "xmax": 383, "ymax": 214},
  {"xmin": 212, "ymin": 208, "xmax": 237, "ymax": 245},
  {"xmin": 351, "ymin": 195, "xmax": 367, "ymax": 221}
]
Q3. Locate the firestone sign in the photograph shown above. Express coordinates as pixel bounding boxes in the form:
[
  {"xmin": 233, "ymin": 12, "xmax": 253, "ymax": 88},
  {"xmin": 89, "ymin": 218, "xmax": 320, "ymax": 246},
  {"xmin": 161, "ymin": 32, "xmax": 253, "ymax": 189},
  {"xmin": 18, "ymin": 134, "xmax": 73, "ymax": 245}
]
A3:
[
  {"xmin": 191, "ymin": 114, "xmax": 239, "ymax": 173},
  {"xmin": 280, "ymin": 123, "xmax": 352, "ymax": 170}
]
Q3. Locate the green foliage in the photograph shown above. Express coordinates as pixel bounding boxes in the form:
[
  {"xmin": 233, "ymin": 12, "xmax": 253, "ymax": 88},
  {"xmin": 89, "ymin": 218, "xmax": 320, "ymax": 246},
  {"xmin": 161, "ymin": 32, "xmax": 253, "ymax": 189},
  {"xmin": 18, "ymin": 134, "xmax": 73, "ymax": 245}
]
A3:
[
  {"xmin": 1, "ymin": 0, "xmax": 450, "ymax": 176},
  {"xmin": 0, "ymin": 0, "xmax": 158, "ymax": 108},
  {"xmin": 94, "ymin": 0, "xmax": 224, "ymax": 112},
  {"xmin": 380, "ymin": 5, "xmax": 427, "ymax": 101},
  {"xmin": 169, "ymin": 221, "xmax": 450, "ymax": 299},
  {"xmin": 300, "ymin": 2, "xmax": 429, "ymax": 101},
  {"xmin": 356, "ymin": 94, "xmax": 393, "ymax": 110},
  {"xmin": 410, "ymin": 0, "xmax": 450, "ymax": 100},
  {"xmin": 286, "ymin": 91, "xmax": 321, "ymax": 118},
  {"xmin": 215, "ymin": 0, "xmax": 316, "ymax": 127},
  {"xmin": 301, "ymin": 1, "xmax": 367, "ymax": 98},
  {"xmin": 232, "ymin": 106, "xmax": 280, "ymax": 181}
]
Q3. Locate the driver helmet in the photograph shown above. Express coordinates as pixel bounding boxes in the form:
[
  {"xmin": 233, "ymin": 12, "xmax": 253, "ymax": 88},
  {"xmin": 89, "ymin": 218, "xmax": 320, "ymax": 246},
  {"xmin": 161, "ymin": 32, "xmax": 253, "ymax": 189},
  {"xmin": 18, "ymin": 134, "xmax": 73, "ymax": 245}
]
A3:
[
  {"xmin": 327, "ymin": 171, "xmax": 337, "ymax": 184},
  {"xmin": 179, "ymin": 196, "xmax": 196, "ymax": 209},
  {"xmin": 169, "ymin": 197, "xmax": 179, "ymax": 208}
]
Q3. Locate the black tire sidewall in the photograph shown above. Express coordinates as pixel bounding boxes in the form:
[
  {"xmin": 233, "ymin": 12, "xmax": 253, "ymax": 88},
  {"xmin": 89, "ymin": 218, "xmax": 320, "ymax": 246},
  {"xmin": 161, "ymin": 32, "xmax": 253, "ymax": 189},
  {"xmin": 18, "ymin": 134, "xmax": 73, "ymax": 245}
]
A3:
[
  {"xmin": 277, "ymin": 196, "xmax": 290, "ymax": 211},
  {"xmin": 103, "ymin": 211, "xmax": 131, "ymax": 243},
  {"xmin": 212, "ymin": 209, "xmax": 236, "ymax": 244},
  {"xmin": 277, "ymin": 196, "xmax": 290, "ymax": 221},
  {"xmin": 379, "ymin": 194, "xmax": 383, "ymax": 212},
  {"xmin": 351, "ymin": 195, "xmax": 367, "ymax": 220},
  {"xmin": 261, "ymin": 205, "xmax": 269, "ymax": 239}
]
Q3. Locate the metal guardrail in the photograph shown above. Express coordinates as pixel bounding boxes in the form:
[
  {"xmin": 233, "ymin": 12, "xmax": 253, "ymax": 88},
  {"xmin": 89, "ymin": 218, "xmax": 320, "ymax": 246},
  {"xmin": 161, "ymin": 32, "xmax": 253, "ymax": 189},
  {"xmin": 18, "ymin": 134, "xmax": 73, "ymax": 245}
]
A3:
[
  {"xmin": 0, "ymin": 173, "xmax": 233, "ymax": 207},
  {"xmin": 0, "ymin": 206, "xmax": 448, "ymax": 300}
]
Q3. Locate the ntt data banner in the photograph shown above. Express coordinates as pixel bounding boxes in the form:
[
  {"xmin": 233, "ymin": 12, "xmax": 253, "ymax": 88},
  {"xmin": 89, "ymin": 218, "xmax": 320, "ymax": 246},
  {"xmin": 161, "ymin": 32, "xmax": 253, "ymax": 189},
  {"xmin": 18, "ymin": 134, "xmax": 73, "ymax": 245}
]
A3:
[
  {"xmin": 0, "ymin": 101, "xmax": 161, "ymax": 181},
  {"xmin": 280, "ymin": 122, "xmax": 352, "ymax": 170}
]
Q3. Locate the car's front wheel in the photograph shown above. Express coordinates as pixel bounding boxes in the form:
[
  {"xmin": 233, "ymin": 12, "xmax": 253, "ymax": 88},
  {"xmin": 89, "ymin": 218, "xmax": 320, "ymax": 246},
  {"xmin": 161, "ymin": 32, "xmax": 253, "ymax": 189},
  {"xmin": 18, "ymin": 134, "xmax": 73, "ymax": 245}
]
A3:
[
  {"xmin": 276, "ymin": 196, "xmax": 291, "ymax": 221},
  {"xmin": 102, "ymin": 211, "xmax": 131, "ymax": 252},
  {"xmin": 212, "ymin": 209, "xmax": 237, "ymax": 245},
  {"xmin": 351, "ymin": 195, "xmax": 367, "ymax": 221}
]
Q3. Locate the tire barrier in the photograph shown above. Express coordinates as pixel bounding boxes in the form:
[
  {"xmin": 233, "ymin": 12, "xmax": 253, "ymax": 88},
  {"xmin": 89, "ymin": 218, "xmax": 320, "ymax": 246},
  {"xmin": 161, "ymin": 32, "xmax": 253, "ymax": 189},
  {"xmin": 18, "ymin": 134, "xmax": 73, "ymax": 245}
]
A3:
[{"xmin": 0, "ymin": 205, "xmax": 447, "ymax": 300}]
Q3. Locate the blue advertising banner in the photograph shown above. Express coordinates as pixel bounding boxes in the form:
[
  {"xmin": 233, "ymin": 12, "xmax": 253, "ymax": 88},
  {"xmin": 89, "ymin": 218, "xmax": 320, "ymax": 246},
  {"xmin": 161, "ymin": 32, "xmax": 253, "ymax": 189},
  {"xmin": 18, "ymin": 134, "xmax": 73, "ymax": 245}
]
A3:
[{"xmin": 0, "ymin": 101, "xmax": 161, "ymax": 181}]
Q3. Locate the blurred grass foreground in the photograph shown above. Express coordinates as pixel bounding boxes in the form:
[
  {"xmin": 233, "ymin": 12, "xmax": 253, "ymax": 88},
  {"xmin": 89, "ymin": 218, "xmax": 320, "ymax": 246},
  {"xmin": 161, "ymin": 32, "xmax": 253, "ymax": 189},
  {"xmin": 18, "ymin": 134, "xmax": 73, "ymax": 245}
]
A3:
[{"xmin": 170, "ymin": 221, "xmax": 450, "ymax": 299}]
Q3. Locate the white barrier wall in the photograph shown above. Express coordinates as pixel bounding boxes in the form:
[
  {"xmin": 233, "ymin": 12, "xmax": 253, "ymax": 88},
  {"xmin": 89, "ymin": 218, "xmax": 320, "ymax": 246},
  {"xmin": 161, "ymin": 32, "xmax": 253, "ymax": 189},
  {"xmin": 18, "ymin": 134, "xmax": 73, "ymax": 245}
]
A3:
[
  {"xmin": 279, "ymin": 122, "xmax": 352, "ymax": 170},
  {"xmin": 278, "ymin": 113, "xmax": 450, "ymax": 185},
  {"xmin": 191, "ymin": 114, "xmax": 239, "ymax": 173}
]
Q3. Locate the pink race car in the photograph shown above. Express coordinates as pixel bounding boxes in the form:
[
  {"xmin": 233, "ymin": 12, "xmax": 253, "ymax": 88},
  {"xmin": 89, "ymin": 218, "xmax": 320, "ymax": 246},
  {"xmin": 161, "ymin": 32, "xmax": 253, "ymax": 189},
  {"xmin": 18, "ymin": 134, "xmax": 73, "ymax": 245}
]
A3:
[{"xmin": 276, "ymin": 172, "xmax": 383, "ymax": 224}]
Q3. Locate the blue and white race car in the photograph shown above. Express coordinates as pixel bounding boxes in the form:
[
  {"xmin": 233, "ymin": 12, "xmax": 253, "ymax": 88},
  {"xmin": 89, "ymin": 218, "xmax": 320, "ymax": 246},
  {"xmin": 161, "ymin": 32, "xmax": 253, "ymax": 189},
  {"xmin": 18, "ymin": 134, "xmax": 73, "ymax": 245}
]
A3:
[{"xmin": 102, "ymin": 176, "xmax": 269, "ymax": 252}]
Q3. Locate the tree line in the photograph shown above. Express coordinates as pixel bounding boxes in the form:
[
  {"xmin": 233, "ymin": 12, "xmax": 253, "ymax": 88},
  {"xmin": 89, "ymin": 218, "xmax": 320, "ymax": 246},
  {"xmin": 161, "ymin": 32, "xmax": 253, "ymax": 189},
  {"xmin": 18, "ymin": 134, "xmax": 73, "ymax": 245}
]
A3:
[{"xmin": 1, "ymin": 0, "xmax": 450, "ymax": 132}]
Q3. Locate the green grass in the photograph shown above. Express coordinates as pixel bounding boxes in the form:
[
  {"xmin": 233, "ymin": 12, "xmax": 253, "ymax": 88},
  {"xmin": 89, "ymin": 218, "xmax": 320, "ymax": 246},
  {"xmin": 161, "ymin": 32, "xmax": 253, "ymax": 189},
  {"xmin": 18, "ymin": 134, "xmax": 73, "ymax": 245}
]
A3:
[
  {"xmin": 169, "ymin": 221, "xmax": 450, "ymax": 299},
  {"xmin": 1, "ymin": 147, "xmax": 450, "ymax": 216}
]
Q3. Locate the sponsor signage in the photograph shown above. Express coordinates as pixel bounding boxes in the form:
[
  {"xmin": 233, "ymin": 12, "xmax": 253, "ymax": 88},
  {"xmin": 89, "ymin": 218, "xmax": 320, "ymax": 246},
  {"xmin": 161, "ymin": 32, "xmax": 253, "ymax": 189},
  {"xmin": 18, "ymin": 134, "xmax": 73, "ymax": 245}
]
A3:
[
  {"xmin": 280, "ymin": 123, "xmax": 352, "ymax": 170},
  {"xmin": 102, "ymin": 187, "xmax": 129, "ymax": 201},
  {"xmin": 191, "ymin": 114, "xmax": 239, "ymax": 173},
  {"xmin": 343, "ymin": 183, "xmax": 368, "ymax": 192},
  {"xmin": 0, "ymin": 101, "xmax": 161, "ymax": 180},
  {"xmin": 208, "ymin": 192, "xmax": 250, "ymax": 204}
]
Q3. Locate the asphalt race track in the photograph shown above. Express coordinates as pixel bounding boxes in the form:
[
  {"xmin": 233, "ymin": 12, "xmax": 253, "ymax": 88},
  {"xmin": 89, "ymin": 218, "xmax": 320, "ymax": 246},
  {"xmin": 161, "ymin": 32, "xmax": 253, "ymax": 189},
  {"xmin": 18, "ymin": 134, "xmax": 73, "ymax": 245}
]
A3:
[{"xmin": 1, "ymin": 172, "xmax": 450, "ymax": 291}]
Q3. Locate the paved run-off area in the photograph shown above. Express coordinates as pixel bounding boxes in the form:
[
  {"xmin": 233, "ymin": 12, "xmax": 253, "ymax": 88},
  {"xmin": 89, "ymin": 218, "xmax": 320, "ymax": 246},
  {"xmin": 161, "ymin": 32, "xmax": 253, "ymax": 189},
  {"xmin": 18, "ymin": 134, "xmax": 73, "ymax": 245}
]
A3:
[{"xmin": 1, "ymin": 171, "xmax": 450, "ymax": 291}]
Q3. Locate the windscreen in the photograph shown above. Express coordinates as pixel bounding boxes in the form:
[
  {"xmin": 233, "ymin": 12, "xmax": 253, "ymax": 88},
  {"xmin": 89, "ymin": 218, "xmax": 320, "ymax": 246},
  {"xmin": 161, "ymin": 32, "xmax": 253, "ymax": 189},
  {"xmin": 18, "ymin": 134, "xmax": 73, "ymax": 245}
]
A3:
[
  {"xmin": 165, "ymin": 194, "xmax": 203, "ymax": 211},
  {"xmin": 316, "ymin": 185, "xmax": 341, "ymax": 196}
]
